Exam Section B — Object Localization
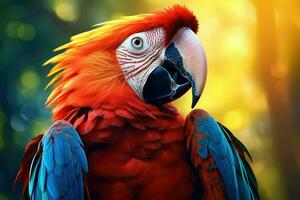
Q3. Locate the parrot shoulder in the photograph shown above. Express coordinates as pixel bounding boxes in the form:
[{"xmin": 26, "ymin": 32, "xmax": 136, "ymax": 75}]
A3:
[
  {"xmin": 184, "ymin": 109, "xmax": 259, "ymax": 200},
  {"xmin": 15, "ymin": 120, "xmax": 90, "ymax": 200}
]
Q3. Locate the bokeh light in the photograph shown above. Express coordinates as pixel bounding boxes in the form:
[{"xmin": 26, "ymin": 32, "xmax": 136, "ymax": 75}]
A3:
[{"xmin": 54, "ymin": 0, "xmax": 79, "ymax": 22}]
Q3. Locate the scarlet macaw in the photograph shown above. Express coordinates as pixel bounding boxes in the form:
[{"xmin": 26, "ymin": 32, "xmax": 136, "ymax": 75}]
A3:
[{"xmin": 15, "ymin": 5, "xmax": 259, "ymax": 200}]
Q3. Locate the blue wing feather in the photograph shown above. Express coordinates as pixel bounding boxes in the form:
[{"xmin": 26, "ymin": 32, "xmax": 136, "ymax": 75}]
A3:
[
  {"xmin": 193, "ymin": 112, "xmax": 259, "ymax": 200},
  {"xmin": 29, "ymin": 151, "xmax": 41, "ymax": 198},
  {"xmin": 235, "ymin": 152, "xmax": 253, "ymax": 200},
  {"xmin": 38, "ymin": 158, "xmax": 47, "ymax": 192},
  {"xmin": 218, "ymin": 122, "xmax": 259, "ymax": 200},
  {"xmin": 196, "ymin": 117, "xmax": 239, "ymax": 200},
  {"xmin": 28, "ymin": 120, "xmax": 88, "ymax": 200}
]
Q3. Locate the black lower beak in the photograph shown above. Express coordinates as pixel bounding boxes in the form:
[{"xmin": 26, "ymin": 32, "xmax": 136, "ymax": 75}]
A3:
[{"xmin": 142, "ymin": 42, "xmax": 192, "ymax": 106}]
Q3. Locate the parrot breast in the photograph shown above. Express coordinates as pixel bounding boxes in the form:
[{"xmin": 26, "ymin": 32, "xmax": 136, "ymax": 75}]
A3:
[{"xmin": 67, "ymin": 102, "xmax": 199, "ymax": 200}]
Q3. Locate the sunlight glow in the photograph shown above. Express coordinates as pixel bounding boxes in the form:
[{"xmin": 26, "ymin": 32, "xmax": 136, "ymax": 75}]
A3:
[{"xmin": 54, "ymin": 0, "xmax": 78, "ymax": 22}]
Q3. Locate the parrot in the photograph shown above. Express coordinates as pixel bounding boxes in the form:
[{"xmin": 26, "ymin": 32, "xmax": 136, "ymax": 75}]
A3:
[{"xmin": 15, "ymin": 5, "xmax": 260, "ymax": 200}]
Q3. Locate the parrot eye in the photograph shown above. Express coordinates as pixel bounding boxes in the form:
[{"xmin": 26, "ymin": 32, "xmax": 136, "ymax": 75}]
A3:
[{"xmin": 131, "ymin": 37, "xmax": 144, "ymax": 50}]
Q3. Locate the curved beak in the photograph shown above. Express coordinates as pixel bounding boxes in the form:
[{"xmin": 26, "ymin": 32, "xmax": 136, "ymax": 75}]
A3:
[
  {"xmin": 143, "ymin": 28, "xmax": 207, "ymax": 108},
  {"xmin": 171, "ymin": 28, "xmax": 207, "ymax": 108}
]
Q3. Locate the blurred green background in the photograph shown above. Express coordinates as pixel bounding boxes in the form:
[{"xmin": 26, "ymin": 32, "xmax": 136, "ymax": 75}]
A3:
[{"xmin": 0, "ymin": 0, "xmax": 299, "ymax": 199}]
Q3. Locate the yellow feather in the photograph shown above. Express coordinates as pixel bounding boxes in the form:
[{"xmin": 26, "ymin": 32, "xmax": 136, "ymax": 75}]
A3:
[
  {"xmin": 50, "ymin": 14, "xmax": 146, "ymax": 54},
  {"xmin": 43, "ymin": 54, "xmax": 66, "ymax": 66},
  {"xmin": 47, "ymin": 64, "xmax": 64, "ymax": 77},
  {"xmin": 54, "ymin": 43, "xmax": 73, "ymax": 52},
  {"xmin": 45, "ymin": 75, "xmax": 60, "ymax": 90}
]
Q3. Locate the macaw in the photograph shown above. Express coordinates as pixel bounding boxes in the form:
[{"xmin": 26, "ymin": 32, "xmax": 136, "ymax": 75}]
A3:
[{"xmin": 15, "ymin": 5, "xmax": 259, "ymax": 200}]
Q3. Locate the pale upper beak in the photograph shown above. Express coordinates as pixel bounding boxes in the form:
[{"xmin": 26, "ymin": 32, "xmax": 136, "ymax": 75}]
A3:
[
  {"xmin": 171, "ymin": 28, "xmax": 207, "ymax": 108},
  {"xmin": 143, "ymin": 28, "xmax": 207, "ymax": 108}
]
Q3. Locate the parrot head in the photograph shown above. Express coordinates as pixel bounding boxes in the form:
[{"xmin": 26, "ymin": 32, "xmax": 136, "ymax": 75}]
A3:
[
  {"xmin": 116, "ymin": 19, "xmax": 207, "ymax": 108},
  {"xmin": 46, "ymin": 5, "xmax": 207, "ymax": 118}
]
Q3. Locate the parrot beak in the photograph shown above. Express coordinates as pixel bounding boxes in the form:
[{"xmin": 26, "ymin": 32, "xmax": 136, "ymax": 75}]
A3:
[{"xmin": 143, "ymin": 28, "xmax": 207, "ymax": 108}]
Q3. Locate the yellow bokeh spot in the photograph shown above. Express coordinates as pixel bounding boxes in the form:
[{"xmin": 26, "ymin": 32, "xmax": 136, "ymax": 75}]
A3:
[
  {"xmin": 54, "ymin": 0, "xmax": 78, "ymax": 22},
  {"xmin": 220, "ymin": 27, "xmax": 252, "ymax": 62},
  {"xmin": 5, "ymin": 21, "xmax": 36, "ymax": 41},
  {"xmin": 21, "ymin": 70, "xmax": 40, "ymax": 90},
  {"xmin": 5, "ymin": 21, "xmax": 20, "ymax": 38},
  {"xmin": 223, "ymin": 110, "xmax": 245, "ymax": 130},
  {"xmin": 17, "ymin": 24, "xmax": 36, "ymax": 41}
]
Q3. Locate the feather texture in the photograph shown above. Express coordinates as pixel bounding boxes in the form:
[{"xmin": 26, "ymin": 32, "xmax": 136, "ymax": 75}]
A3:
[
  {"xmin": 27, "ymin": 120, "xmax": 88, "ymax": 200},
  {"xmin": 185, "ymin": 109, "xmax": 260, "ymax": 200}
]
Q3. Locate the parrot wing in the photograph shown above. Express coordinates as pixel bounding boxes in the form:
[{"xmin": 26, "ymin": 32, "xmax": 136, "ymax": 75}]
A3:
[
  {"xmin": 185, "ymin": 109, "xmax": 259, "ymax": 200},
  {"xmin": 16, "ymin": 120, "xmax": 89, "ymax": 200}
]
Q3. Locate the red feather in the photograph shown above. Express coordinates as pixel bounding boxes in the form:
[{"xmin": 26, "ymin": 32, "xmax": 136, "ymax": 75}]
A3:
[{"xmin": 14, "ymin": 134, "xmax": 43, "ymax": 194}]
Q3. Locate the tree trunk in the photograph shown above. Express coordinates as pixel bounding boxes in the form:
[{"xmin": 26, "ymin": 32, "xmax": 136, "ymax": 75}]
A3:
[{"xmin": 253, "ymin": 0, "xmax": 300, "ymax": 199}]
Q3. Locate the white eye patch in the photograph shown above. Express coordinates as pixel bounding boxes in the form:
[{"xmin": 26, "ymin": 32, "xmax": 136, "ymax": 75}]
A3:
[{"xmin": 116, "ymin": 27, "xmax": 165, "ymax": 99}]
